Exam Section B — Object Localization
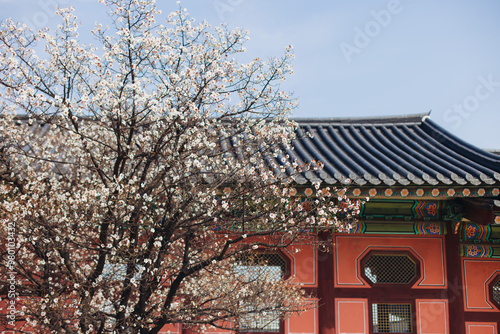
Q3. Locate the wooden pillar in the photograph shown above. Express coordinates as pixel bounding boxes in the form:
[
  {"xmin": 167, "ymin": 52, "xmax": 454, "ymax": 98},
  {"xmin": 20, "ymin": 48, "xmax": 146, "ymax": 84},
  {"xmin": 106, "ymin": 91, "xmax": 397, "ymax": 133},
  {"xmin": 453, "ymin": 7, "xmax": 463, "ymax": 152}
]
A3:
[
  {"xmin": 445, "ymin": 220, "xmax": 466, "ymax": 334},
  {"xmin": 317, "ymin": 231, "xmax": 335, "ymax": 334}
]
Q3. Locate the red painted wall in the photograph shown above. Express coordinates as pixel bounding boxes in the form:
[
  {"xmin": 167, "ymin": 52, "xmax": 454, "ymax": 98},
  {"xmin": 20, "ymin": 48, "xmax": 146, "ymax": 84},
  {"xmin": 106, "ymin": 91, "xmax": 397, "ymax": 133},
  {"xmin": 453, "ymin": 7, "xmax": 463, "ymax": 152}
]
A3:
[
  {"xmin": 415, "ymin": 299, "xmax": 449, "ymax": 334},
  {"xmin": 465, "ymin": 322, "xmax": 498, "ymax": 334},
  {"xmin": 462, "ymin": 259, "xmax": 500, "ymax": 312},
  {"xmin": 334, "ymin": 235, "xmax": 447, "ymax": 288}
]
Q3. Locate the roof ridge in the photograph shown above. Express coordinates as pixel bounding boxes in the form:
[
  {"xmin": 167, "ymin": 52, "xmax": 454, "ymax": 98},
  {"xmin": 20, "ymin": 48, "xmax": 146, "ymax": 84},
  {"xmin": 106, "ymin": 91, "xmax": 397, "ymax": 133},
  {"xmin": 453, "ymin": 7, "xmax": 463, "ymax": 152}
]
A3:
[{"xmin": 292, "ymin": 112, "xmax": 430, "ymax": 126}]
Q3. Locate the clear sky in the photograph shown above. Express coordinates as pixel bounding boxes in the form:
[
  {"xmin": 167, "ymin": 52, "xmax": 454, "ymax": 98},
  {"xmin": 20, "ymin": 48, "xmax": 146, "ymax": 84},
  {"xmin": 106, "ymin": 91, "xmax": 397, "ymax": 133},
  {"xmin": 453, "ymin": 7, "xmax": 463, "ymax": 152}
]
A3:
[{"xmin": 2, "ymin": 0, "xmax": 500, "ymax": 150}]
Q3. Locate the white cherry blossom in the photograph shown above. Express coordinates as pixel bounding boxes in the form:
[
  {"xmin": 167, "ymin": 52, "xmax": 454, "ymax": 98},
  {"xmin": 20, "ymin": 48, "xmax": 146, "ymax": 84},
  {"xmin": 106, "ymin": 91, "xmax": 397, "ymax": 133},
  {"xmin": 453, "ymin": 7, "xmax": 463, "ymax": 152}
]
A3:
[{"xmin": 0, "ymin": 1, "xmax": 359, "ymax": 333}]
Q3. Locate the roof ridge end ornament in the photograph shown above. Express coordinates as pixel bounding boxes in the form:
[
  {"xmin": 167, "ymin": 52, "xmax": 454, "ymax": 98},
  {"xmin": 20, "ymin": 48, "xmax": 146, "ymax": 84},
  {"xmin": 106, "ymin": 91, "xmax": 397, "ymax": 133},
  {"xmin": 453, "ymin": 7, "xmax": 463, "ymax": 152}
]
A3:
[{"xmin": 422, "ymin": 110, "xmax": 432, "ymax": 122}]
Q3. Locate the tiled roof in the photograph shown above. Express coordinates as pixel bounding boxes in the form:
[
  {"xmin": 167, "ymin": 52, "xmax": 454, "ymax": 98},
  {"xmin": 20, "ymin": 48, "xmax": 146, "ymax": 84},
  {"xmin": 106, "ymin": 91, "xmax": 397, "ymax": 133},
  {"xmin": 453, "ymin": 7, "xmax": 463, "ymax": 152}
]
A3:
[
  {"xmin": 285, "ymin": 113, "xmax": 500, "ymax": 186},
  {"xmin": 12, "ymin": 113, "xmax": 500, "ymax": 188}
]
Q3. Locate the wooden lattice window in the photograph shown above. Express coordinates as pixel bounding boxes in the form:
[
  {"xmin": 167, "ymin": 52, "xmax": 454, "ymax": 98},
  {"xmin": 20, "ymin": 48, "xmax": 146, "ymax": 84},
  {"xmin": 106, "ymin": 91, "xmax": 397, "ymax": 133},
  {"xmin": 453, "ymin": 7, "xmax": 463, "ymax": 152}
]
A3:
[
  {"xmin": 239, "ymin": 308, "xmax": 281, "ymax": 333},
  {"xmin": 235, "ymin": 252, "xmax": 289, "ymax": 333},
  {"xmin": 489, "ymin": 274, "xmax": 500, "ymax": 310},
  {"xmin": 372, "ymin": 303, "xmax": 412, "ymax": 333},
  {"xmin": 362, "ymin": 252, "xmax": 419, "ymax": 286}
]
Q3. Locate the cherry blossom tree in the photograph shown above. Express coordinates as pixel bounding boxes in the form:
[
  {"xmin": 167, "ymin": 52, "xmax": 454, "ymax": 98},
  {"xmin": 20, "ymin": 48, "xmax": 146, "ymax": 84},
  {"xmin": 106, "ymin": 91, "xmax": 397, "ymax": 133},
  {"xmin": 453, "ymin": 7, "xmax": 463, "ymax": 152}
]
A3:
[{"xmin": 0, "ymin": 1, "xmax": 358, "ymax": 333}]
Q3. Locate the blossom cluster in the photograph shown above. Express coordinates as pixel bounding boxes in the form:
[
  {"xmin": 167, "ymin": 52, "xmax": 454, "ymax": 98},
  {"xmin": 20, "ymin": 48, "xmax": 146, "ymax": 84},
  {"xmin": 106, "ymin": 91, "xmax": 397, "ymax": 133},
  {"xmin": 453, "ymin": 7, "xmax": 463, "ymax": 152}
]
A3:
[{"xmin": 0, "ymin": 1, "xmax": 359, "ymax": 333}]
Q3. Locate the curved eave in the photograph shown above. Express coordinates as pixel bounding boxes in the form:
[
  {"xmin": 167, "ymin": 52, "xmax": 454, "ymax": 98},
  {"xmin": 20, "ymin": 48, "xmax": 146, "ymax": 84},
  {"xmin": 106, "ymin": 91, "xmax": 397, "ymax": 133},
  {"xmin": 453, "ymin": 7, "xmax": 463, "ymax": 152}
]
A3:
[{"xmin": 289, "ymin": 114, "xmax": 500, "ymax": 188}]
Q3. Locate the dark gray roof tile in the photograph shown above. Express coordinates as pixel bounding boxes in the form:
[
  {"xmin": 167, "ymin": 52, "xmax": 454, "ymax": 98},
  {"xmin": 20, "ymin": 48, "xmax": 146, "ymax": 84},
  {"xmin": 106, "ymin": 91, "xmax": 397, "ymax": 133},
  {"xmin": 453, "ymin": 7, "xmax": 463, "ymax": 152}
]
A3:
[{"xmin": 291, "ymin": 113, "xmax": 500, "ymax": 186}]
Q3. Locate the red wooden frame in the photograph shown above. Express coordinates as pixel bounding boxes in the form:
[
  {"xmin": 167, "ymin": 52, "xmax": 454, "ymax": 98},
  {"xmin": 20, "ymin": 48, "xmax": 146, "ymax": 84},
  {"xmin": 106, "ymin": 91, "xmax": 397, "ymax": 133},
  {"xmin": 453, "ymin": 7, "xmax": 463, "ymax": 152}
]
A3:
[{"xmin": 360, "ymin": 250, "xmax": 421, "ymax": 333}]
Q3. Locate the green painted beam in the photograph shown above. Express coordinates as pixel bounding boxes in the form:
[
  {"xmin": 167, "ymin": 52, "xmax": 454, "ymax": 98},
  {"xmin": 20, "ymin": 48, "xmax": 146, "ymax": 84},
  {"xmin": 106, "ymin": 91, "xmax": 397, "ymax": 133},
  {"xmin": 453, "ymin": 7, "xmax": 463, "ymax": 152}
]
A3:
[
  {"xmin": 364, "ymin": 222, "xmax": 416, "ymax": 234},
  {"xmin": 361, "ymin": 200, "xmax": 415, "ymax": 218}
]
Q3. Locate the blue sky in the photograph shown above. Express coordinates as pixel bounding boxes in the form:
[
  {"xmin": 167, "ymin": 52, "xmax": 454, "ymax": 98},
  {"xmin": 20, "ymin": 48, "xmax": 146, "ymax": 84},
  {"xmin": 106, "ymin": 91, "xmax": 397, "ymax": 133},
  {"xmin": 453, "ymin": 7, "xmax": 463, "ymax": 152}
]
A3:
[{"xmin": 2, "ymin": 0, "xmax": 500, "ymax": 150}]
